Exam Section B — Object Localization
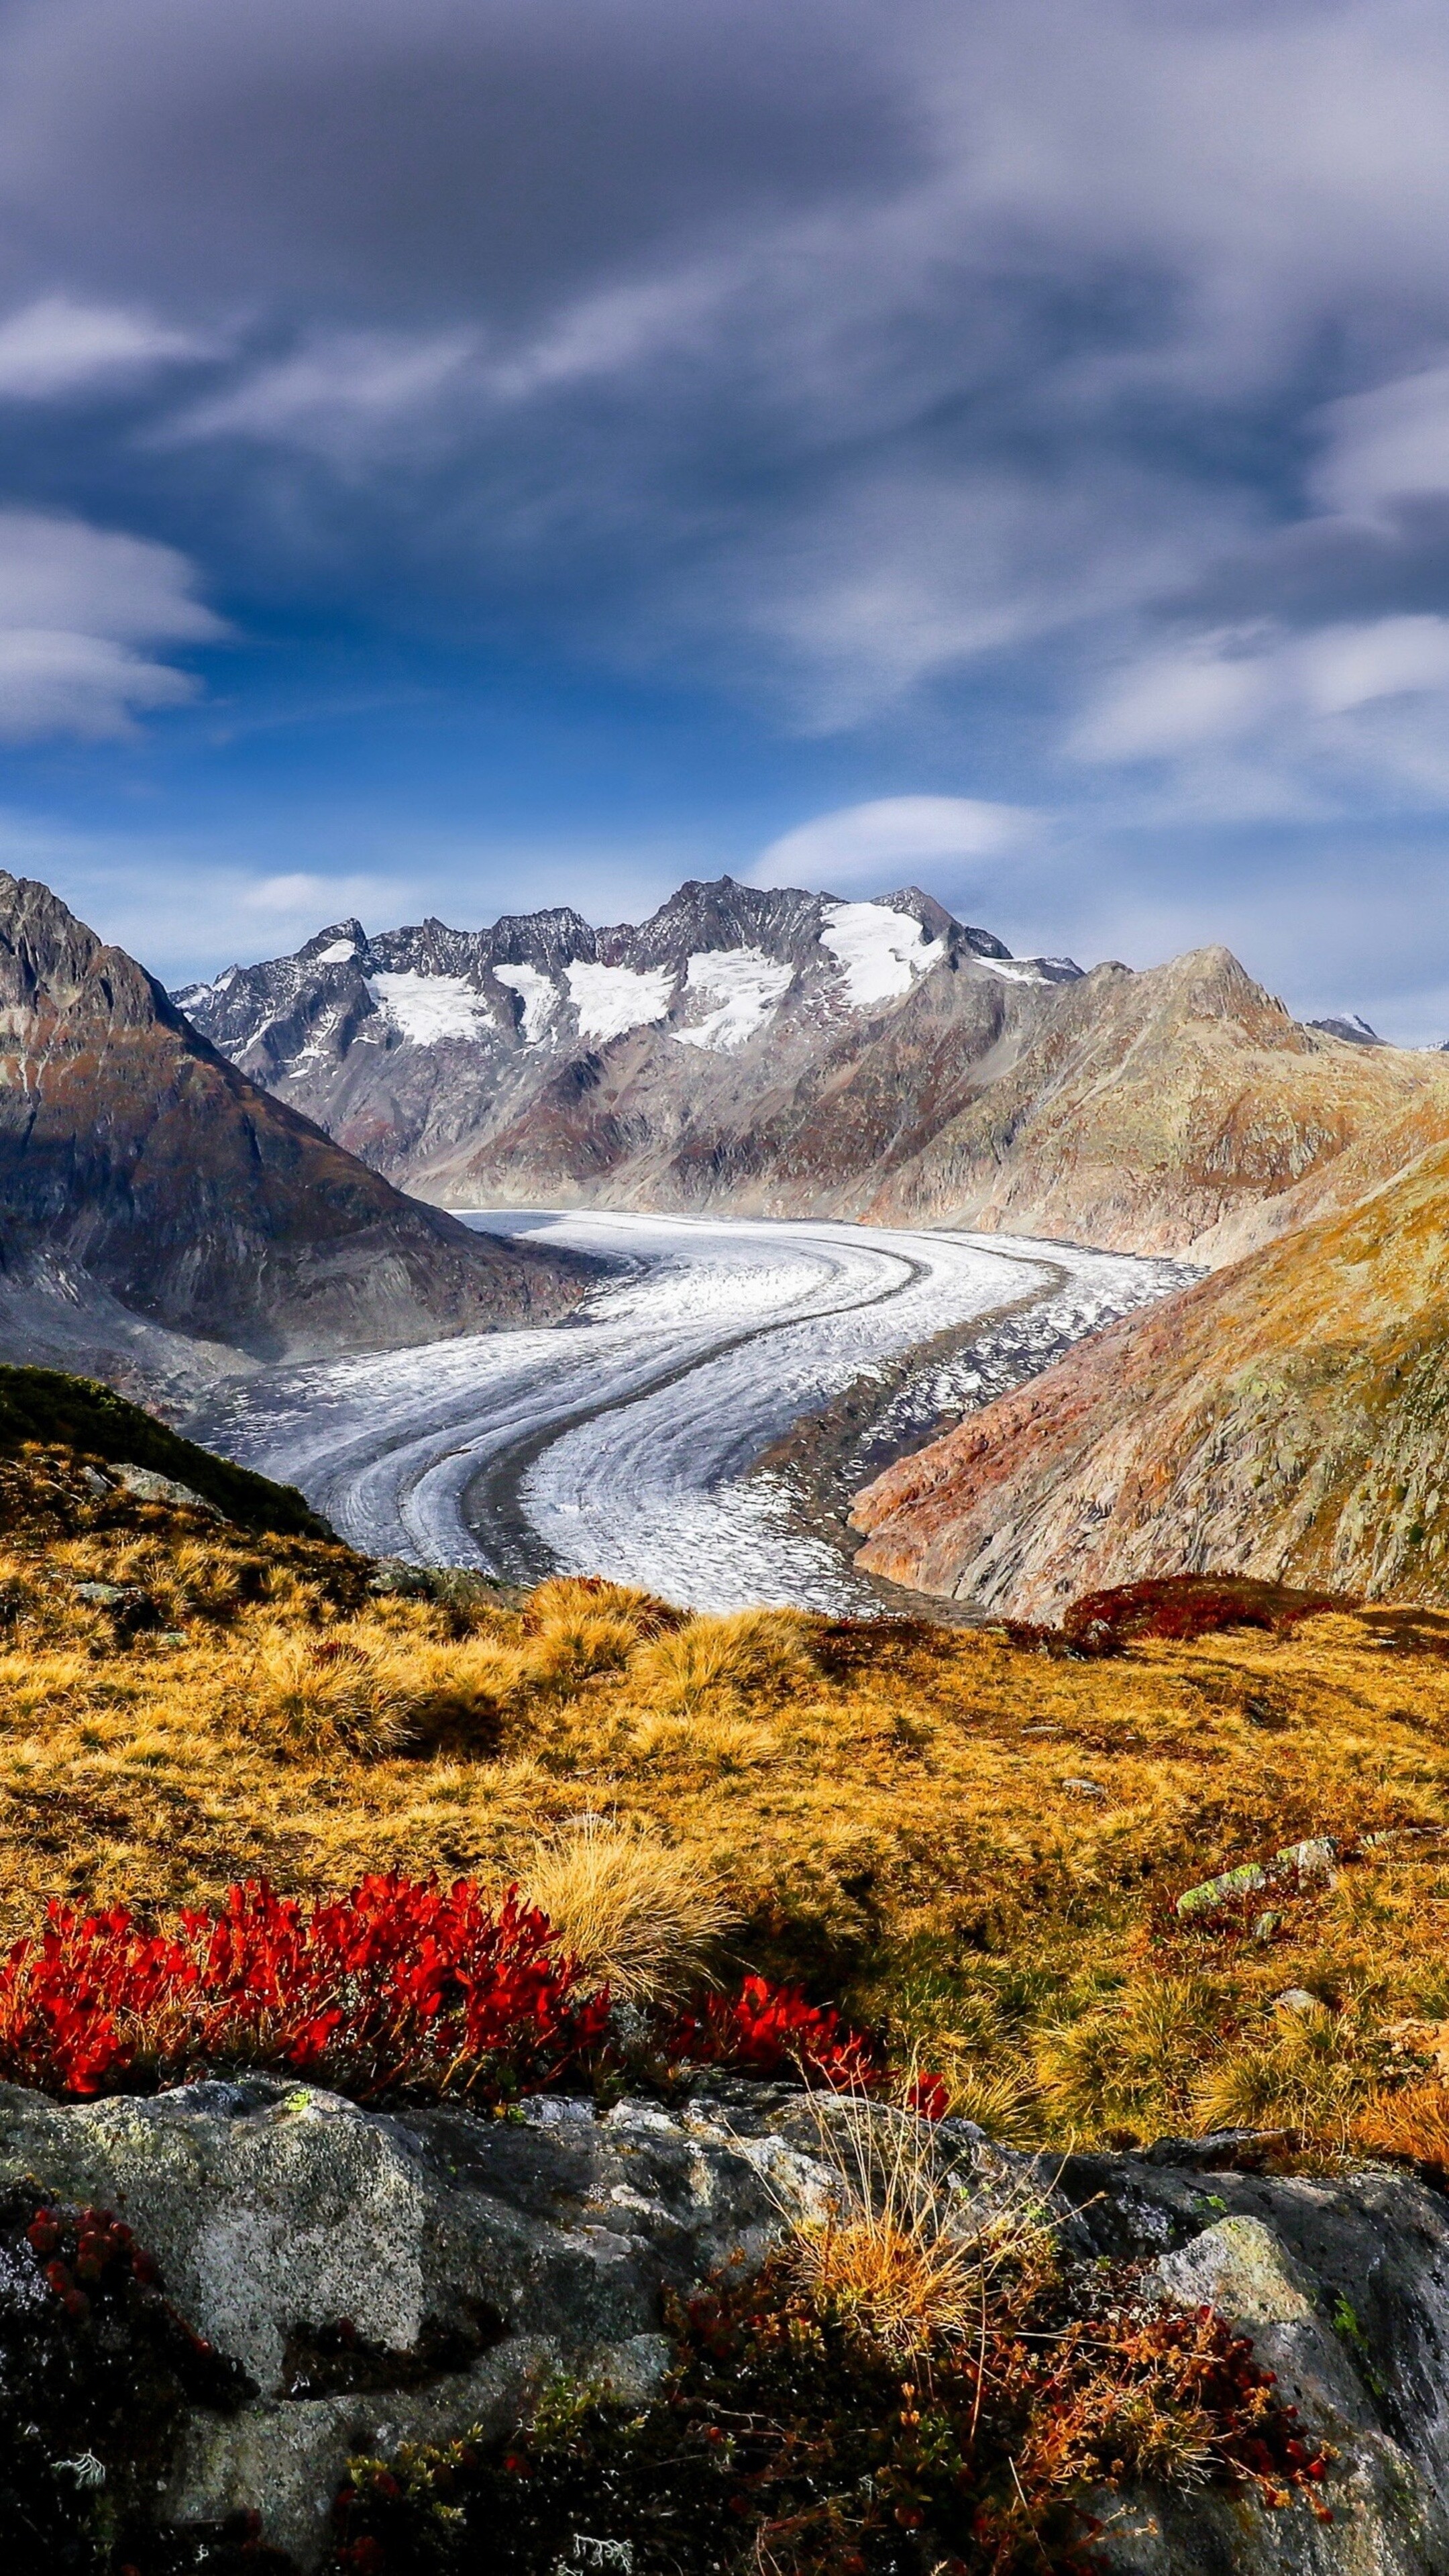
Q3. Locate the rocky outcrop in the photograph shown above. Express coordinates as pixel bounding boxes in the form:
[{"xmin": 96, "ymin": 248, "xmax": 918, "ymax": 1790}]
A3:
[
  {"xmin": 0, "ymin": 873, "xmax": 591, "ymax": 1387},
  {"xmin": 851, "ymin": 1133, "xmax": 1449, "ymax": 1614},
  {"xmin": 5, "ymin": 2075, "xmax": 1449, "ymax": 2573},
  {"xmin": 0, "ymin": 2075, "xmax": 832, "ymax": 2564},
  {"xmin": 177, "ymin": 885, "xmax": 1449, "ymax": 1265},
  {"xmin": 1061, "ymin": 2148, "xmax": 1449, "ymax": 2573}
]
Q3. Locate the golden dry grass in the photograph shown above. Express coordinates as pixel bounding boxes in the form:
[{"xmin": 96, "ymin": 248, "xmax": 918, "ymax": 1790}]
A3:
[
  {"xmin": 13, "ymin": 1446, "xmax": 1449, "ymax": 2157},
  {"xmin": 519, "ymin": 1813, "xmax": 737, "ymax": 2001},
  {"xmin": 784, "ymin": 2092, "xmax": 1056, "ymax": 2356}
]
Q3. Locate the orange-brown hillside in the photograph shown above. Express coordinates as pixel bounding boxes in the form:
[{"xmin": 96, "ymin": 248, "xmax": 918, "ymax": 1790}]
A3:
[
  {"xmin": 851, "ymin": 1129, "xmax": 1449, "ymax": 1617},
  {"xmin": 856, "ymin": 944, "xmax": 1449, "ymax": 1260},
  {"xmin": 13, "ymin": 1424, "xmax": 1449, "ymax": 2163}
]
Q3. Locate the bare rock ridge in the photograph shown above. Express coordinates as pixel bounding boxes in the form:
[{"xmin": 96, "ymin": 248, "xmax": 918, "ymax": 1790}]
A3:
[
  {"xmin": 178, "ymin": 877, "xmax": 1449, "ymax": 1263},
  {"xmin": 0, "ymin": 872, "xmax": 589, "ymax": 1391},
  {"xmin": 851, "ymin": 1128, "xmax": 1449, "ymax": 1615}
]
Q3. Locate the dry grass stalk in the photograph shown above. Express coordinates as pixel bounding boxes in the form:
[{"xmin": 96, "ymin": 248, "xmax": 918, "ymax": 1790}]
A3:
[
  {"xmin": 629, "ymin": 1607, "xmax": 814, "ymax": 1712},
  {"xmin": 1355, "ymin": 2078, "xmax": 1449, "ymax": 2167},
  {"xmin": 784, "ymin": 2092, "xmax": 1057, "ymax": 2358},
  {"xmin": 521, "ymin": 1812, "xmax": 737, "ymax": 2001}
]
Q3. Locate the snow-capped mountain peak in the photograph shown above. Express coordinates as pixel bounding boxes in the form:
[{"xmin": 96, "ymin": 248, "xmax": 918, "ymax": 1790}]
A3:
[{"xmin": 172, "ymin": 873, "xmax": 1081, "ymax": 1202}]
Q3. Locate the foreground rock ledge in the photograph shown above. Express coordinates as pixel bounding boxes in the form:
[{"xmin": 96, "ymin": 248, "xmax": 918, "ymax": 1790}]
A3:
[{"xmin": 3, "ymin": 2077, "xmax": 1449, "ymax": 2573}]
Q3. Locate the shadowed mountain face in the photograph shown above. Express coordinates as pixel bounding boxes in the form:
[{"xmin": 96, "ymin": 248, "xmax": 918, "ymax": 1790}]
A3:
[
  {"xmin": 0, "ymin": 874, "xmax": 590, "ymax": 1383},
  {"xmin": 179, "ymin": 879, "xmax": 1449, "ymax": 1264},
  {"xmin": 851, "ymin": 1132, "xmax": 1449, "ymax": 1615}
]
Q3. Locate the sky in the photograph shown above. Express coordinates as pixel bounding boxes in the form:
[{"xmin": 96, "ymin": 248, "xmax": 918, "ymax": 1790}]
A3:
[{"xmin": 4, "ymin": 1, "xmax": 1449, "ymax": 1034}]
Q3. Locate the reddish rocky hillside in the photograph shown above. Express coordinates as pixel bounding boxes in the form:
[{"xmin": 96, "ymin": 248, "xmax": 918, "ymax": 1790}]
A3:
[{"xmin": 851, "ymin": 1131, "xmax": 1449, "ymax": 1615}]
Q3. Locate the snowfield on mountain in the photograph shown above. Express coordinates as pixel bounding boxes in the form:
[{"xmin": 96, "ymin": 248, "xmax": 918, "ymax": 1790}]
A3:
[{"xmin": 176, "ymin": 873, "xmax": 1449, "ymax": 1264}]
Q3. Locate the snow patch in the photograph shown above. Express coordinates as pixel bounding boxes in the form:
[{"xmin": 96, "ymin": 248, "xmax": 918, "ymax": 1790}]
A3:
[
  {"xmin": 493, "ymin": 962, "xmax": 558, "ymax": 1043},
  {"xmin": 566, "ymin": 961, "xmax": 674, "ymax": 1044},
  {"xmin": 820, "ymin": 901, "xmax": 944, "ymax": 1004},
  {"xmin": 313, "ymin": 939, "xmax": 359, "ymax": 967},
  {"xmin": 674, "ymin": 947, "xmax": 795, "ymax": 1050},
  {"xmin": 365, "ymin": 971, "xmax": 492, "ymax": 1044},
  {"xmin": 978, "ymin": 955, "xmax": 1079, "ymax": 985}
]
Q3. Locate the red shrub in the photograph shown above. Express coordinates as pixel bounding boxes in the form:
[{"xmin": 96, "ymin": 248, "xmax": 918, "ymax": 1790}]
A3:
[
  {"xmin": 0, "ymin": 1874, "xmax": 610, "ymax": 2104},
  {"xmin": 667, "ymin": 1972, "xmax": 883, "ymax": 2093},
  {"xmin": 0, "ymin": 1878, "xmax": 925, "ymax": 2115},
  {"xmin": 1059, "ymin": 1574, "xmax": 1345, "ymax": 1653}
]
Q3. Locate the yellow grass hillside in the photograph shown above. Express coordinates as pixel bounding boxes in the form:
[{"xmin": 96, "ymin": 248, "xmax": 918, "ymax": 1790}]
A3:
[{"xmin": 11, "ymin": 1433, "xmax": 1449, "ymax": 2168}]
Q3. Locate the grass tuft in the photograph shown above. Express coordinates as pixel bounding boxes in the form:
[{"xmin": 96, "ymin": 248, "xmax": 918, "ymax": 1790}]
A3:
[{"xmin": 520, "ymin": 1812, "xmax": 737, "ymax": 2002}]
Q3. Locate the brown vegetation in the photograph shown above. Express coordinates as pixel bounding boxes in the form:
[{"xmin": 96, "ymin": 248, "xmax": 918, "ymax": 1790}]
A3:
[{"xmin": 13, "ymin": 1442, "xmax": 1449, "ymax": 2163}]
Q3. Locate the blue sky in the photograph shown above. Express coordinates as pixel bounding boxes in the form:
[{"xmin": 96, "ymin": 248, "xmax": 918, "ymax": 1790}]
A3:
[{"xmin": 4, "ymin": 0, "xmax": 1449, "ymax": 1034}]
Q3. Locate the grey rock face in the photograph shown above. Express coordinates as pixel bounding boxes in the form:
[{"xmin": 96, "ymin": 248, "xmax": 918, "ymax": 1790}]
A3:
[
  {"xmin": 174, "ymin": 873, "xmax": 1073, "ymax": 1210},
  {"xmin": 5, "ymin": 2076, "xmax": 1449, "ymax": 2573},
  {"xmin": 0, "ymin": 2076, "xmax": 839, "ymax": 2566},
  {"xmin": 1060, "ymin": 2149, "xmax": 1449, "ymax": 2573},
  {"xmin": 0, "ymin": 869, "xmax": 595, "ymax": 1389}
]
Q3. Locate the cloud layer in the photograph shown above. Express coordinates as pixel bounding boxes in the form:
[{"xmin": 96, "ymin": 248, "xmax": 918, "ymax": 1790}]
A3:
[
  {"xmin": 2, "ymin": 1, "xmax": 1449, "ymax": 1016},
  {"xmin": 0, "ymin": 511, "xmax": 221, "ymax": 737}
]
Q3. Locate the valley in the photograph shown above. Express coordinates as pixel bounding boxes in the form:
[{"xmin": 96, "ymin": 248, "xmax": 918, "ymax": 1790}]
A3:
[{"xmin": 189, "ymin": 1211, "xmax": 1191, "ymax": 1611}]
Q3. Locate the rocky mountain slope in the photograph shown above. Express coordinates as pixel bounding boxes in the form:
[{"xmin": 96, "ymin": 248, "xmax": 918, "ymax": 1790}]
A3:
[
  {"xmin": 851, "ymin": 1130, "xmax": 1449, "ymax": 1614},
  {"xmin": 0, "ymin": 873, "xmax": 588, "ymax": 1401},
  {"xmin": 179, "ymin": 877, "xmax": 1449, "ymax": 1263}
]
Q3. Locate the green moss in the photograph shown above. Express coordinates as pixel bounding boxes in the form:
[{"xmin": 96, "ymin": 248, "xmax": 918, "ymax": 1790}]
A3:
[{"xmin": 0, "ymin": 1364, "xmax": 327, "ymax": 1537}]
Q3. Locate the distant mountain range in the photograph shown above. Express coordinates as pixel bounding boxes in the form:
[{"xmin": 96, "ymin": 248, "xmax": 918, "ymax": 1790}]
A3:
[
  {"xmin": 180, "ymin": 876, "xmax": 1449, "ymax": 1265},
  {"xmin": 0, "ymin": 873, "xmax": 590, "ymax": 1409}
]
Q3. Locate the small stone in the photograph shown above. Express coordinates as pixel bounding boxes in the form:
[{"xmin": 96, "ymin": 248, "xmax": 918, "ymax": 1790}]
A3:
[
  {"xmin": 1273, "ymin": 1988, "xmax": 1318, "ymax": 2012},
  {"xmin": 1061, "ymin": 1776, "xmax": 1106, "ymax": 1796},
  {"xmin": 1177, "ymin": 1835, "xmax": 1338, "ymax": 1919},
  {"xmin": 78, "ymin": 1466, "xmax": 112, "ymax": 1498},
  {"xmin": 72, "ymin": 1580, "xmax": 129, "ymax": 1607},
  {"xmin": 1277, "ymin": 1834, "xmax": 1338, "ymax": 1882}
]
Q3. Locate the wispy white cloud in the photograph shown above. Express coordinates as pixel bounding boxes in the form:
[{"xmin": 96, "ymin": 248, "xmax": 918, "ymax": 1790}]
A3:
[
  {"xmin": 165, "ymin": 327, "xmax": 478, "ymax": 462},
  {"xmin": 749, "ymin": 795, "xmax": 1037, "ymax": 895},
  {"xmin": 1073, "ymin": 614, "xmax": 1449, "ymax": 786},
  {"xmin": 0, "ymin": 511, "xmax": 223, "ymax": 739},
  {"xmin": 1312, "ymin": 363, "xmax": 1449, "ymax": 516},
  {"xmin": 0, "ymin": 294, "xmax": 206, "ymax": 398}
]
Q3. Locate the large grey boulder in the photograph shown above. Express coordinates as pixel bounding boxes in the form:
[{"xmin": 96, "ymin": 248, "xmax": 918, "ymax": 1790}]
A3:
[
  {"xmin": 5, "ymin": 2077, "xmax": 1449, "ymax": 2573},
  {"xmin": 0, "ymin": 2075, "xmax": 839, "ymax": 2565}
]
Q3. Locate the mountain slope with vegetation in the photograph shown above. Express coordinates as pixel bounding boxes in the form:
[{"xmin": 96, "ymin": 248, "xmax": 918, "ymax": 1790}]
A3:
[
  {"xmin": 178, "ymin": 881, "xmax": 1449, "ymax": 1262},
  {"xmin": 852, "ymin": 1131, "xmax": 1449, "ymax": 1617},
  {"xmin": 3, "ymin": 1391, "xmax": 1449, "ymax": 2174}
]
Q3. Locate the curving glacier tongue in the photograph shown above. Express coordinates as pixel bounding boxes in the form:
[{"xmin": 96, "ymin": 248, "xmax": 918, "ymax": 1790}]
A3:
[{"xmin": 191, "ymin": 1213, "xmax": 1188, "ymax": 1615}]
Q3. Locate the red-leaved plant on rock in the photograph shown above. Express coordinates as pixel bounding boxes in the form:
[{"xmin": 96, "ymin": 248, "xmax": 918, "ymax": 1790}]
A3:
[
  {"xmin": 0, "ymin": 1873, "xmax": 917, "ymax": 2113},
  {"xmin": 0, "ymin": 1874, "xmax": 610, "ymax": 2102},
  {"xmin": 667, "ymin": 1972, "xmax": 886, "ymax": 2095}
]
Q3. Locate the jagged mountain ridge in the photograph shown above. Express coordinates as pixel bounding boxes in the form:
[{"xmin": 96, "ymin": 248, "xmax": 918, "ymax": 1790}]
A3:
[
  {"xmin": 176, "ymin": 877, "xmax": 1076, "ymax": 1205},
  {"xmin": 0, "ymin": 873, "xmax": 589, "ymax": 1401},
  {"xmin": 179, "ymin": 877, "xmax": 1449, "ymax": 1263},
  {"xmin": 850, "ymin": 1128, "xmax": 1449, "ymax": 1615}
]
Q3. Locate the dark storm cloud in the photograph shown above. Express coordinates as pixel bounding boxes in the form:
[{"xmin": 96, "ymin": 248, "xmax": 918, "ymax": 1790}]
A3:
[
  {"xmin": 9, "ymin": 0, "xmax": 1449, "ymax": 847},
  {"xmin": 0, "ymin": 0, "xmax": 914, "ymax": 315}
]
